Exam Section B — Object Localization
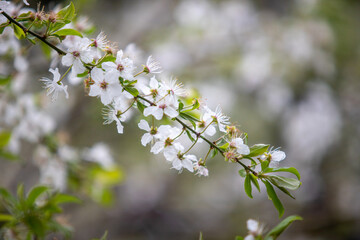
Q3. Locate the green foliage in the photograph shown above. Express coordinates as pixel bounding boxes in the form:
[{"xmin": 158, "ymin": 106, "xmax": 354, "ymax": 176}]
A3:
[
  {"xmin": 0, "ymin": 185, "xmax": 80, "ymax": 239},
  {"xmin": 263, "ymin": 180, "xmax": 284, "ymax": 217},
  {"xmin": 12, "ymin": 24, "xmax": 26, "ymax": 40},
  {"xmin": 264, "ymin": 215, "xmax": 303, "ymax": 240},
  {"xmin": 245, "ymin": 144, "xmax": 269, "ymax": 157},
  {"xmin": 57, "ymin": 2, "xmax": 76, "ymax": 23},
  {"xmin": 52, "ymin": 28, "xmax": 83, "ymax": 38}
]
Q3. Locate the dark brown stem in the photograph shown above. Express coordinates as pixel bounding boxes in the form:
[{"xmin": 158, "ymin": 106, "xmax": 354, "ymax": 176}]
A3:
[
  {"xmin": 1, "ymin": 11, "xmax": 66, "ymax": 55},
  {"xmin": 136, "ymin": 95, "xmax": 257, "ymax": 175}
]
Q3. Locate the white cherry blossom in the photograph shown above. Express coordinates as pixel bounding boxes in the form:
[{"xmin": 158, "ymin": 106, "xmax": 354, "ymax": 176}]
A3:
[
  {"xmin": 143, "ymin": 99, "xmax": 178, "ymax": 120},
  {"xmin": 88, "ymin": 67, "xmax": 122, "ymax": 105},
  {"xmin": 144, "ymin": 55, "xmax": 162, "ymax": 74},
  {"xmin": 102, "ymin": 50, "xmax": 135, "ymax": 81},
  {"xmin": 62, "ymin": 37, "xmax": 93, "ymax": 74},
  {"xmin": 229, "ymin": 137, "xmax": 250, "ymax": 155},
  {"xmin": 40, "ymin": 68, "xmax": 69, "ymax": 102}
]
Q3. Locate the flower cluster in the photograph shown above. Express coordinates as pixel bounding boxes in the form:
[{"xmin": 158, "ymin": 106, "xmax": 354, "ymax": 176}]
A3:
[{"xmin": 0, "ymin": 2, "xmax": 301, "ymax": 219}]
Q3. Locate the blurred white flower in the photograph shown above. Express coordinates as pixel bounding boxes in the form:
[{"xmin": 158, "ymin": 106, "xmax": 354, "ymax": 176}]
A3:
[{"xmin": 40, "ymin": 68, "xmax": 69, "ymax": 102}]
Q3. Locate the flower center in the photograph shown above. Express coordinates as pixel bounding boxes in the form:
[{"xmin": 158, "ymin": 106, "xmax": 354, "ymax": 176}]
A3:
[
  {"xmin": 100, "ymin": 81, "xmax": 108, "ymax": 90},
  {"xmin": 150, "ymin": 126, "xmax": 158, "ymax": 135},
  {"xmin": 164, "ymin": 137, "xmax": 173, "ymax": 147},
  {"xmin": 197, "ymin": 120, "xmax": 205, "ymax": 128},
  {"xmin": 150, "ymin": 89, "xmax": 158, "ymax": 98},
  {"xmin": 159, "ymin": 104, "xmax": 166, "ymax": 109},
  {"xmin": 117, "ymin": 64, "xmax": 124, "ymax": 72},
  {"xmin": 72, "ymin": 51, "xmax": 80, "ymax": 58}
]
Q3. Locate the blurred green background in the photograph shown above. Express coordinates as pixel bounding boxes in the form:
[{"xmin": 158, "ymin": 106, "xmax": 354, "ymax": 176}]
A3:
[{"xmin": 2, "ymin": 0, "xmax": 360, "ymax": 239}]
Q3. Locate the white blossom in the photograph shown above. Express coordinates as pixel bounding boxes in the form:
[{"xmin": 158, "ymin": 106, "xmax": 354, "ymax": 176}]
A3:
[
  {"xmin": 144, "ymin": 55, "xmax": 162, "ymax": 74},
  {"xmin": 229, "ymin": 137, "xmax": 250, "ymax": 155},
  {"xmin": 102, "ymin": 50, "xmax": 135, "ymax": 81},
  {"xmin": 143, "ymin": 99, "xmax": 178, "ymax": 120},
  {"xmin": 203, "ymin": 106, "xmax": 230, "ymax": 133},
  {"xmin": 62, "ymin": 37, "xmax": 94, "ymax": 74},
  {"xmin": 83, "ymin": 143, "xmax": 115, "ymax": 170},
  {"xmin": 88, "ymin": 67, "xmax": 122, "ymax": 105},
  {"xmin": 40, "ymin": 68, "xmax": 69, "ymax": 102}
]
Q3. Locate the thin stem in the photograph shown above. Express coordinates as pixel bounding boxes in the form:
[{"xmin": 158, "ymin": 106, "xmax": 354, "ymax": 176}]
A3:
[
  {"xmin": 173, "ymin": 128, "xmax": 185, "ymax": 141},
  {"xmin": 134, "ymin": 70, "xmax": 144, "ymax": 77},
  {"xmin": 183, "ymin": 136, "xmax": 199, "ymax": 155},
  {"xmin": 203, "ymin": 147, "xmax": 212, "ymax": 164},
  {"xmin": 57, "ymin": 66, "xmax": 72, "ymax": 84},
  {"xmin": 1, "ymin": 11, "xmax": 66, "ymax": 55}
]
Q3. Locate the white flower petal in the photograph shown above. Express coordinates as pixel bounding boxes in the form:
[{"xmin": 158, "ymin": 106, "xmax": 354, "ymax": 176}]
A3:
[
  {"xmin": 138, "ymin": 119, "xmax": 150, "ymax": 131},
  {"xmin": 141, "ymin": 133, "xmax": 153, "ymax": 146}
]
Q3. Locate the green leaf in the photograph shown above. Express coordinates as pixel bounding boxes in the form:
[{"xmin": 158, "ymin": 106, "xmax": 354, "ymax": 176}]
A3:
[
  {"xmin": 97, "ymin": 55, "xmax": 116, "ymax": 66},
  {"xmin": 265, "ymin": 215, "xmax": 303, "ymax": 239},
  {"xmin": 185, "ymin": 129, "xmax": 195, "ymax": 142},
  {"xmin": 49, "ymin": 21, "xmax": 67, "ymax": 33},
  {"xmin": 0, "ymin": 188, "xmax": 15, "ymax": 204},
  {"xmin": 276, "ymin": 186, "xmax": 295, "ymax": 199},
  {"xmin": 17, "ymin": 184, "xmax": 24, "ymax": 200},
  {"xmin": 12, "ymin": 23, "xmax": 26, "ymax": 39},
  {"xmin": 210, "ymin": 148, "xmax": 218, "ymax": 158},
  {"xmin": 263, "ymin": 167, "xmax": 301, "ymax": 180},
  {"xmin": 52, "ymin": 28, "xmax": 83, "ymax": 37},
  {"xmin": 244, "ymin": 174, "xmax": 253, "ymax": 198},
  {"xmin": 124, "ymin": 86, "xmax": 139, "ymax": 97},
  {"xmin": 199, "ymin": 232, "xmax": 203, "ymax": 240},
  {"xmin": 235, "ymin": 237, "xmax": 244, "ymax": 240},
  {"xmin": 26, "ymin": 186, "xmax": 48, "ymax": 206},
  {"xmin": 219, "ymin": 143, "xmax": 229, "ymax": 151},
  {"xmin": 0, "ymin": 149, "xmax": 18, "ymax": 161},
  {"xmin": 0, "ymin": 131, "xmax": 11, "ymax": 148},
  {"xmin": 57, "ymin": 2, "xmax": 76, "ymax": 23},
  {"xmin": 0, "ymin": 214, "xmax": 14, "ymax": 222},
  {"xmin": 136, "ymin": 100, "xmax": 145, "ymax": 114},
  {"xmin": 249, "ymin": 173, "xmax": 260, "ymax": 192},
  {"xmin": 238, "ymin": 169, "xmax": 246, "ymax": 177},
  {"xmin": 0, "ymin": 75, "xmax": 11, "ymax": 85},
  {"xmin": 53, "ymin": 193, "xmax": 81, "ymax": 205},
  {"xmin": 40, "ymin": 42, "xmax": 52, "ymax": 59},
  {"xmin": 178, "ymin": 100, "xmax": 184, "ymax": 112},
  {"xmin": 261, "ymin": 160, "xmax": 269, "ymax": 171},
  {"xmin": 267, "ymin": 175, "xmax": 301, "ymax": 191},
  {"xmin": 245, "ymin": 144, "xmax": 269, "ymax": 157},
  {"xmin": 264, "ymin": 180, "xmax": 284, "ymax": 217}
]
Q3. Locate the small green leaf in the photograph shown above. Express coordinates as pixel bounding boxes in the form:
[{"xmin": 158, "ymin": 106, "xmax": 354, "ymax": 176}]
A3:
[
  {"xmin": 261, "ymin": 160, "xmax": 269, "ymax": 171},
  {"xmin": 52, "ymin": 28, "xmax": 83, "ymax": 37},
  {"xmin": 0, "ymin": 75, "xmax": 11, "ymax": 85},
  {"xmin": 178, "ymin": 100, "xmax": 184, "ymax": 112},
  {"xmin": 219, "ymin": 143, "xmax": 229, "ymax": 151},
  {"xmin": 264, "ymin": 167, "xmax": 301, "ymax": 180},
  {"xmin": 57, "ymin": 2, "xmax": 76, "ymax": 23},
  {"xmin": 17, "ymin": 184, "xmax": 24, "ymax": 200},
  {"xmin": 199, "ymin": 232, "xmax": 203, "ymax": 240},
  {"xmin": 0, "ymin": 150, "xmax": 18, "ymax": 161},
  {"xmin": 0, "ymin": 214, "xmax": 14, "ymax": 222},
  {"xmin": 235, "ymin": 237, "xmax": 244, "ymax": 240},
  {"xmin": 185, "ymin": 129, "xmax": 195, "ymax": 142},
  {"xmin": 0, "ymin": 188, "xmax": 15, "ymax": 204},
  {"xmin": 136, "ymin": 100, "xmax": 145, "ymax": 114},
  {"xmin": 244, "ymin": 174, "xmax": 253, "ymax": 198},
  {"xmin": 245, "ymin": 144, "xmax": 269, "ymax": 157},
  {"xmin": 0, "ymin": 131, "xmax": 11, "ymax": 148},
  {"xmin": 97, "ymin": 55, "xmax": 116, "ymax": 65},
  {"xmin": 124, "ymin": 86, "xmax": 139, "ymax": 97},
  {"xmin": 238, "ymin": 169, "xmax": 246, "ymax": 177},
  {"xmin": 264, "ymin": 180, "xmax": 284, "ymax": 217},
  {"xmin": 12, "ymin": 24, "xmax": 26, "ymax": 39},
  {"xmin": 210, "ymin": 148, "xmax": 218, "ymax": 158},
  {"xmin": 26, "ymin": 186, "xmax": 48, "ymax": 206},
  {"xmin": 267, "ymin": 175, "xmax": 301, "ymax": 191},
  {"xmin": 249, "ymin": 173, "xmax": 260, "ymax": 192},
  {"xmin": 53, "ymin": 193, "xmax": 81, "ymax": 205},
  {"xmin": 265, "ymin": 215, "xmax": 303, "ymax": 239},
  {"xmin": 49, "ymin": 21, "xmax": 67, "ymax": 33},
  {"xmin": 276, "ymin": 186, "xmax": 295, "ymax": 199}
]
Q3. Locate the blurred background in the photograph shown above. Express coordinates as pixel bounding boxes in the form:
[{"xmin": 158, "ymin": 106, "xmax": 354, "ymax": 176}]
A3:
[{"xmin": 1, "ymin": 0, "xmax": 360, "ymax": 239}]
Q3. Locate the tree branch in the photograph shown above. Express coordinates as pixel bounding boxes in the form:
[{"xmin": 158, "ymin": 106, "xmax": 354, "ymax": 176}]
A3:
[{"xmin": 1, "ymin": 11, "xmax": 66, "ymax": 55}]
